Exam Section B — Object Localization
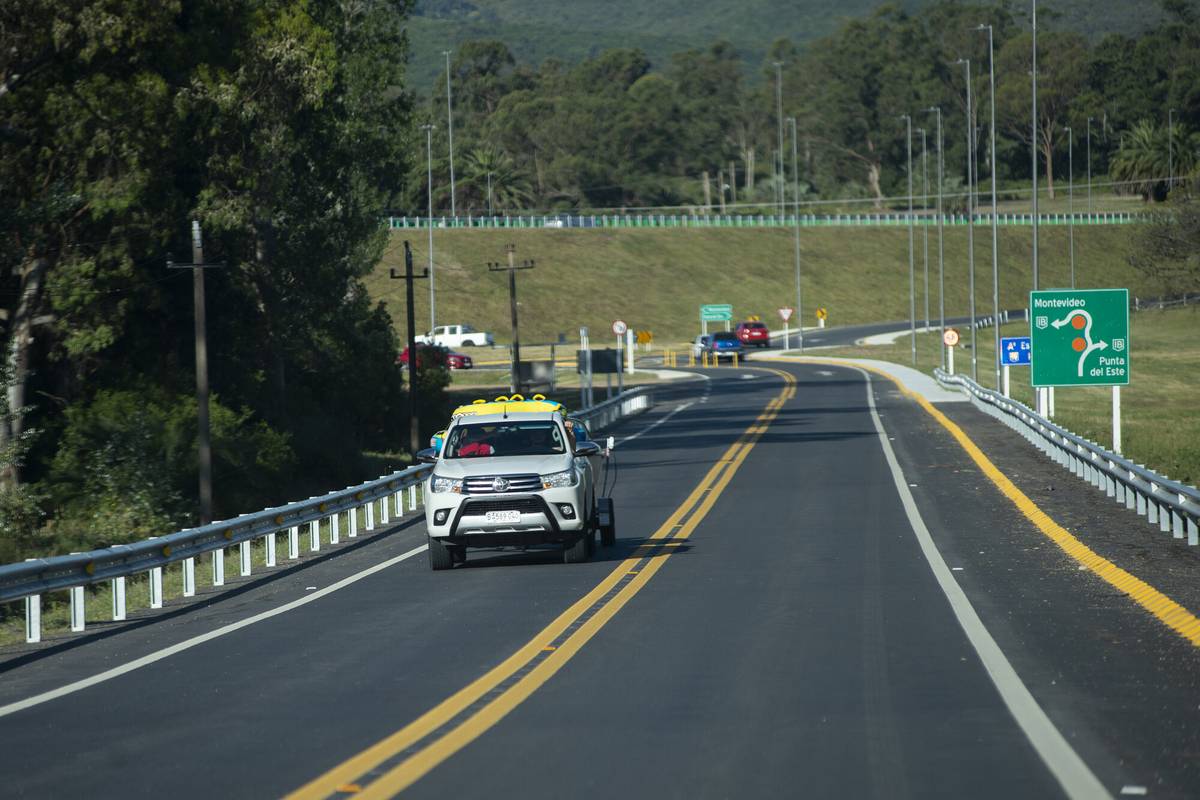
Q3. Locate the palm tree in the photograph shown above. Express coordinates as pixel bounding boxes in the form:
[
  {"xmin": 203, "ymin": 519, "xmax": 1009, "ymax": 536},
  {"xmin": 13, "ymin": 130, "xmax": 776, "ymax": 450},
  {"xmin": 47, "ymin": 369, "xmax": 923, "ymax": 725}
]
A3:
[
  {"xmin": 460, "ymin": 147, "xmax": 533, "ymax": 214},
  {"xmin": 1110, "ymin": 120, "xmax": 1199, "ymax": 201}
]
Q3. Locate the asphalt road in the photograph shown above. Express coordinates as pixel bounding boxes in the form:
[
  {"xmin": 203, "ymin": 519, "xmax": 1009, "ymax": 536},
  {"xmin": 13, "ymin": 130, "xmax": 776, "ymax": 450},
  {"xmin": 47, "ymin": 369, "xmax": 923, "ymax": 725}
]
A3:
[{"xmin": 1, "ymin": 359, "xmax": 1196, "ymax": 798}]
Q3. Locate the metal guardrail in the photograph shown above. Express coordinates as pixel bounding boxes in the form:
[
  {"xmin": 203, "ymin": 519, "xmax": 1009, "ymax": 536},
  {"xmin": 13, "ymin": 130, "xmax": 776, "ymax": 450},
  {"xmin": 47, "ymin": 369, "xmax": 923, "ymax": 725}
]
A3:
[
  {"xmin": 1, "ymin": 387, "xmax": 655, "ymax": 643},
  {"xmin": 934, "ymin": 369, "xmax": 1200, "ymax": 545},
  {"xmin": 386, "ymin": 211, "xmax": 1142, "ymax": 231}
]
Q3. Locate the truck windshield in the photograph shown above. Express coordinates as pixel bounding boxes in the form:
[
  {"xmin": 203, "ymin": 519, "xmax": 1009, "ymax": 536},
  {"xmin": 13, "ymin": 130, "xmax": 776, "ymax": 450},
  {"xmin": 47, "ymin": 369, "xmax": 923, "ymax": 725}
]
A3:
[{"xmin": 445, "ymin": 421, "xmax": 566, "ymax": 458}]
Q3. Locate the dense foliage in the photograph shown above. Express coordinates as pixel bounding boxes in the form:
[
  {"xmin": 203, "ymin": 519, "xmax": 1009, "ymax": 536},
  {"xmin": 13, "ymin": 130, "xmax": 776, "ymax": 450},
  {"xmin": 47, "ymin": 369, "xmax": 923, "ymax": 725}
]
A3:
[
  {"xmin": 0, "ymin": 1, "xmax": 431, "ymax": 560},
  {"xmin": 405, "ymin": 0, "xmax": 1199, "ymax": 214}
]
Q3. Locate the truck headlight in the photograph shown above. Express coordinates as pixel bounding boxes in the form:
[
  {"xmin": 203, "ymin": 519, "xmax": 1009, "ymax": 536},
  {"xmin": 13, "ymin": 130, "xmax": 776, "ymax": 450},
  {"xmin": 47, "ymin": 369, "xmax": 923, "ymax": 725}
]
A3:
[
  {"xmin": 541, "ymin": 469, "xmax": 578, "ymax": 489},
  {"xmin": 430, "ymin": 474, "xmax": 463, "ymax": 493}
]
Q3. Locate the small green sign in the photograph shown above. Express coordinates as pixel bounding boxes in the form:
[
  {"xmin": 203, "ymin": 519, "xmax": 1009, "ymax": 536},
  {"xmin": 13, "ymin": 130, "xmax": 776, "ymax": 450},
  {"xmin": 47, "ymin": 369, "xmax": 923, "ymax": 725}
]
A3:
[
  {"xmin": 700, "ymin": 304, "xmax": 733, "ymax": 322},
  {"xmin": 1030, "ymin": 289, "xmax": 1129, "ymax": 387}
]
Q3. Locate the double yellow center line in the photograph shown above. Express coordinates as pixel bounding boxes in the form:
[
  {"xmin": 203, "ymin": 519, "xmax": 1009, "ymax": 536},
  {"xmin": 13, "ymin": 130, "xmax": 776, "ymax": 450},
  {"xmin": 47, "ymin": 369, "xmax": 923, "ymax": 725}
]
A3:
[{"xmin": 288, "ymin": 368, "xmax": 796, "ymax": 799}]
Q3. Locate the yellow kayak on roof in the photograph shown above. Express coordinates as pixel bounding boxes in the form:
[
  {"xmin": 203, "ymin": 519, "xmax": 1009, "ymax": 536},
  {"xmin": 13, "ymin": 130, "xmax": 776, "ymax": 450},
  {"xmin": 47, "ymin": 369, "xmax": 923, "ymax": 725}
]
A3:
[{"xmin": 449, "ymin": 393, "xmax": 565, "ymax": 418}]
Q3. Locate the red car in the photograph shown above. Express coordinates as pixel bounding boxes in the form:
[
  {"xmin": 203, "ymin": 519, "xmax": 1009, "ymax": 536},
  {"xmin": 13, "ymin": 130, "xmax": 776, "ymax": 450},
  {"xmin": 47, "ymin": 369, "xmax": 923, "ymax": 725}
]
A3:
[
  {"xmin": 397, "ymin": 345, "xmax": 473, "ymax": 370},
  {"xmin": 736, "ymin": 321, "xmax": 771, "ymax": 348}
]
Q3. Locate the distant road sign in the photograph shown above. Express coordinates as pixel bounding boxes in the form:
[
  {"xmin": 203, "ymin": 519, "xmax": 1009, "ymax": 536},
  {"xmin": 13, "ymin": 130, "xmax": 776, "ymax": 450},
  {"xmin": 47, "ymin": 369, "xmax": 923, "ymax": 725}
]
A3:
[
  {"xmin": 635, "ymin": 330, "xmax": 653, "ymax": 344},
  {"xmin": 943, "ymin": 328, "xmax": 960, "ymax": 347},
  {"xmin": 611, "ymin": 319, "xmax": 628, "ymax": 336},
  {"xmin": 1000, "ymin": 336, "xmax": 1031, "ymax": 366},
  {"xmin": 700, "ymin": 304, "xmax": 733, "ymax": 322},
  {"xmin": 815, "ymin": 307, "xmax": 828, "ymax": 321},
  {"xmin": 778, "ymin": 307, "xmax": 794, "ymax": 321},
  {"xmin": 1030, "ymin": 289, "xmax": 1129, "ymax": 387}
]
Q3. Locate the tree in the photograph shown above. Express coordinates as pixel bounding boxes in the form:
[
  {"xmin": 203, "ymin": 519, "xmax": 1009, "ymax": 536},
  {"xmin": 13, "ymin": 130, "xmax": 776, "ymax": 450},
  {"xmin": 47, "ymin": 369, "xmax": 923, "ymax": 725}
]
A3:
[
  {"xmin": 1110, "ymin": 120, "xmax": 1200, "ymax": 200},
  {"xmin": 1129, "ymin": 173, "xmax": 1200, "ymax": 290}
]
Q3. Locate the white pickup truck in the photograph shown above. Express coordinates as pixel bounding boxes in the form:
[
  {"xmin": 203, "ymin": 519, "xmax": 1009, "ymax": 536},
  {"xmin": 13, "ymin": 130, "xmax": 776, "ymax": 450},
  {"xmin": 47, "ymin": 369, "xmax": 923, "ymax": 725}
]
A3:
[{"xmin": 415, "ymin": 324, "xmax": 494, "ymax": 348}]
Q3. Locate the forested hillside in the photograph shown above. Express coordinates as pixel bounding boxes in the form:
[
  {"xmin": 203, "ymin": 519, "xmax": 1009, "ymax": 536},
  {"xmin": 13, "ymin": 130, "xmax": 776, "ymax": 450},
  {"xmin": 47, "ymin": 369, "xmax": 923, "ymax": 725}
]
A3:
[
  {"xmin": 407, "ymin": 0, "xmax": 1166, "ymax": 87},
  {"xmin": 403, "ymin": 1, "xmax": 1199, "ymax": 217}
]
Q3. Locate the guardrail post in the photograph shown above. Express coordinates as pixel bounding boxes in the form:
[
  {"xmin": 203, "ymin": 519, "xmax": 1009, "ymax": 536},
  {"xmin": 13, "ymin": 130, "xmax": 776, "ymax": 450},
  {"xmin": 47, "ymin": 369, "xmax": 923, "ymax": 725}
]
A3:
[
  {"xmin": 349, "ymin": 508, "xmax": 358, "ymax": 538},
  {"xmin": 380, "ymin": 496, "xmax": 389, "ymax": 525},
  {"xmin": 112, "ymin": 576, "xmax": 126, "ymax": 621},
  {"xmin": 239, "ymin": 540, "xmax": 252, "ymax": 576},
  {"xmin": 410, "ymin": 484, "xmax": 418, "ymax": 509},
  {"xmin": 1125, "ymin": 473, "xmax": 1137, "ymax": 511},
  {"xmin": 366, "ymin": 501, "xmax": 375, "ymax": 531},
  {"xmin": 71, "ymin": 583, "xmax": 85, "ymax": 631},
  {"xmin": 149, "ymin": 564, "xmax": 163, "ymax": 609},
  {"xmin": 265, "ymin": 534, "xmax": 276, "ymax": 567},
  {"xmin": 288, "ymin": 525, "xmax": 299, "ymax": 558},
  {"xmin": 309, "ymin": 519, "xmax": 320, "ymax": 551},
  {"xmin": 1174, "ymin": 501, "xmax": 1185, "ymax": 540},
  {"xmin": 213, "ymin": 548, "xmax": 225, "ymax": 586},
  {"xmin": 183, "ymin": 556, "xmax": 195, "ymax": 596},
  {"xmin": 1188, "ymin": 516, "xmax": 1198, "ymax": 547},
  {"xmin": 330, "ymin": 513, "xmax": 340, "ymax": 545},
  {"xmin": 395, "ymin": 490, "xmax": 404, "ymax": 516},
  {"xmin": 25, "ymin": 583, "xmax": 41, "ymax": 643}
]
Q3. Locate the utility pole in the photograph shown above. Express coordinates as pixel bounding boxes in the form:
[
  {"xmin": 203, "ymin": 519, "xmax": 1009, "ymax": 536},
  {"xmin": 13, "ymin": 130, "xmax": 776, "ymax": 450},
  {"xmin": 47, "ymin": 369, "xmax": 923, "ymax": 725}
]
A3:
[
  {"xmin": 957, "ymin": 58, "xmax": 978, "ymax": 381},
  {"xmin": 443, "ymin": 50, "xmax": 456, "ymax": 218},
  {"xmin": 167, "ymin": 221, "xmax": 223, "ymax": 524},
  {"xmin": 422, "ymin": 123, "xmax": 437, "ymax": 331},
  {"xmin": 390, "ymin": 241, "xmax": 428, "ymax": 453},
  {"xmin": 902, "ymin": 113, "xmax": 916, "ymax": 366},
  {"xmin": 927, "ymin": 106, "xmax": 946, "ymax": 369},
  {"xmin": 789, "ymin": 117, "xmax": 804, "ymax": 353},
  {"xmin": 774, "ymin": 62, "xmax": 785, "ymax": 217},
  {"xmin": 487, "ymin": 245, "xmax": 535, "ymax": 394}
]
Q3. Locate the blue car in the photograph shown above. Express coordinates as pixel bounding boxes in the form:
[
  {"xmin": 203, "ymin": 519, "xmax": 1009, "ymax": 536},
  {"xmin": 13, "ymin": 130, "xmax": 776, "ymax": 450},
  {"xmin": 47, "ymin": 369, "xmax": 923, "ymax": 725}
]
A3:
[{"xmin": 704, "ymin": 330, "xmax": 744, "ymax": 361}]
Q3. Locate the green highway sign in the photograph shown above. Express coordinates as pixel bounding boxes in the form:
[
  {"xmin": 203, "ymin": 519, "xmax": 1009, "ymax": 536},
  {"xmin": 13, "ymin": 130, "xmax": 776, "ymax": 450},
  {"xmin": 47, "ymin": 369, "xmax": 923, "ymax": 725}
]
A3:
[
  {"xmin": 700, "ymin": 304, "xmax": 733, "ymax": 322},
  {"xmin": 1030, "ymin": 289, "xmax": 1129, "ymax": 387}
]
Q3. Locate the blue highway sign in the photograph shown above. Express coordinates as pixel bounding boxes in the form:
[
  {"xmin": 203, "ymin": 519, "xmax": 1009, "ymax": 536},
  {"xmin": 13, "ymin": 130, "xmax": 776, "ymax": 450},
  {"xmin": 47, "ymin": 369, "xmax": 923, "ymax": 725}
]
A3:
[{"xmin": 1001, "ymin": 336, "xmax": 1032, "ymax": 366}]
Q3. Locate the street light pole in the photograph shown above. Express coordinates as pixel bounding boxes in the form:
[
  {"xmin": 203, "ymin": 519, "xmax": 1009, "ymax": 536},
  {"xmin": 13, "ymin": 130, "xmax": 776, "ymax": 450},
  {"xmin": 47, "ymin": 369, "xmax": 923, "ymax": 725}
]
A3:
[
  {"xmin": 902, "ymin": 113, "xmax": 916, "ymax": 366},
  {"xmin": 1031, "ymin": 0, "xmax": 1040, "ymax": 293},
  {"xmin": 422, "ymin": 123, "xmax": 437, "ymax": 331},
  {"xmin": 788, "ymin": 117, "xmax": 804, "ymax": 353},
  {"xmin": 1066, "ymin": 125, "xmax": 1075, "ymax": 288},
  {"xmin": 774, "ymin": 62, "xmax": 785, "ymax": 217},
  {"xmin": 926, "ymin": 106, "xmax": 946, "ymax": 369},
  {"xmin": 957, "ymin": 58, "xmax": 978, "ymax": 381},
  {"xmin": 443, "ymin": 50, "xmax": 456, "ymax": 219},
  {"xmin": 1087, "ymin": 117, "xmax": 1093, "ymax": 212},
  {"xmin": 979, "ymin": 23, "xmax": 1001, "ymax": 391},
  {"xmin": 1169, "ymin": 108, "xmax": 1176, "ymax": 191},
  {"xmin": 918, "ymin": 127, "xmax": 930, "ymax": 331}
]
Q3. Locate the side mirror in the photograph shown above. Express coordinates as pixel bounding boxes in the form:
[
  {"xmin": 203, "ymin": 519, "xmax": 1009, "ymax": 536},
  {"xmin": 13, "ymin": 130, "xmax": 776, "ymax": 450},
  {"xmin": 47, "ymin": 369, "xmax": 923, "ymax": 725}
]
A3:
[
  {"xmin": 574, "ymin": 441, "xmax": 601, "ymax": 457},
  {"xmin": 416, "ymin": 447, "xmax": 439, "ymax": 464}
]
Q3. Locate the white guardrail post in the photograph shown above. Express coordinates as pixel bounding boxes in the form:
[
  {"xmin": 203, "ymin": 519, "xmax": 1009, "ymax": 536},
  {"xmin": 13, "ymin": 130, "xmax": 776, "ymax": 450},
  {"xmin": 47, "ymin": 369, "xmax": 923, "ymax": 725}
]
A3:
[{"xmin": 933, "ymin": 368, "xmax": 1200, "ymax": 547}]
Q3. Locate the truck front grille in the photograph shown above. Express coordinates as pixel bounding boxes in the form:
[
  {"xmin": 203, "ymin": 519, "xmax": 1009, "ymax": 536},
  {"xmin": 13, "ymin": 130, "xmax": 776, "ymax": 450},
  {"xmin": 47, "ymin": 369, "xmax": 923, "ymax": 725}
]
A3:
[
  {"xmin": 464, "ymin": 474, "xmax": 541, "ymax": 494},
  {"xmin": 464, "ymin": 498, "xmax": 543, "ymax": 514}
]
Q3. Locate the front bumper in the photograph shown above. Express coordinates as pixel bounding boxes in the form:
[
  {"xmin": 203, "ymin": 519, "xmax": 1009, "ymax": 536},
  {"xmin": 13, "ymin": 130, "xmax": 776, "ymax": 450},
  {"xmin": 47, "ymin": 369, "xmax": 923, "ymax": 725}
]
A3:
[{"xmin": 426, "ymin": 489, "xmax": 587, "ymax": 547}]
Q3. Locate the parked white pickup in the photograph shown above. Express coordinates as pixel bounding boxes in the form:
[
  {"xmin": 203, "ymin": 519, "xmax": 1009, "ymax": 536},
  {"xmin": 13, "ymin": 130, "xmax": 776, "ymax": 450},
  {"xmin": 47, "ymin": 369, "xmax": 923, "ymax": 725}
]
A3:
[{"xmin": 415, "ymin": 324, "xmax": 494, "ymax": 347}]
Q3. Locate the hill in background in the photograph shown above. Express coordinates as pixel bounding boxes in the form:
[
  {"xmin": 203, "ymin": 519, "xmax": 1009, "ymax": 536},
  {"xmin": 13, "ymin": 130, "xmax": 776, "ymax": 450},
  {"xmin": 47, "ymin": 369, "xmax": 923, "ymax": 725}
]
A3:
[{"xmin": 407, "ymin": 0, "xmax": 1165, "ymax": 90}]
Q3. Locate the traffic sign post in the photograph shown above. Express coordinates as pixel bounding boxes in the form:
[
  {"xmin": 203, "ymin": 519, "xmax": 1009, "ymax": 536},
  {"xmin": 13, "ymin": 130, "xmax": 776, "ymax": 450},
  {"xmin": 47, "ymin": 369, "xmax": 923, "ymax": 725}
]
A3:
[
  {"xmin": 612, "ymin": 320, "xmax": 627, "ymax": 391},
  {"xmin": 999, "ymin": 336, "xmax": 1031, "ymax": 398},
  {"xmin": 815, "ymin": 307, "xmax": 828, "ymax": 329},
  {"xmin": 778, "ymin": 307, "xmax": 794, "ymax": 349},
  {"xmin": 1030, "ymin": 289, "xmax": 1130, "ymax": 452},
  {"xmin": 943, "ymin": 328, "xmax": 960, "ymax": 375},
  {"xmin": 700, "ymin": 304, "xmax": 732, "ymax": 336}
]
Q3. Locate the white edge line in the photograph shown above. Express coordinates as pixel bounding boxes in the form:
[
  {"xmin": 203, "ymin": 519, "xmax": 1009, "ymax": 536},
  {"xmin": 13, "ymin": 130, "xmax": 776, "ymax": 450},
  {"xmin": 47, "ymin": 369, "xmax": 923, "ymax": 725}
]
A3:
[
  {"xmin": 616, "ymin": 401, "xmax": 694, "ymax": 447},
  {"xmin": 0, "ymin": 543, "xmax": 430, "ymax": 719},
  {"xmin": 855, "ymin": 366, "xmax": 1111, "ymax": 800}
]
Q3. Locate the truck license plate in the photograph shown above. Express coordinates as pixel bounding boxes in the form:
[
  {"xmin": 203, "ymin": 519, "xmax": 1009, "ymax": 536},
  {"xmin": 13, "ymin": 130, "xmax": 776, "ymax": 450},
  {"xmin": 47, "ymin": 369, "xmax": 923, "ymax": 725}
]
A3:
[{"xmin": 485, "ymin": 510, "xmax": 521, "ymax": 523}]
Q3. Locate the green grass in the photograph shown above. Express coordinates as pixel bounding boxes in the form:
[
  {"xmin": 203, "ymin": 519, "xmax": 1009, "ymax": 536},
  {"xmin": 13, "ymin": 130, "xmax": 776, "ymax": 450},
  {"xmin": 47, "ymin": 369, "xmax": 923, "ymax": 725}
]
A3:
[
  {"xmin": 369, "ymin": 224, "xmax": 1161, "ymax": 349},
  {"xmin": 801, "ymin": 305, "xmax": 1200, "ymax": 487}
]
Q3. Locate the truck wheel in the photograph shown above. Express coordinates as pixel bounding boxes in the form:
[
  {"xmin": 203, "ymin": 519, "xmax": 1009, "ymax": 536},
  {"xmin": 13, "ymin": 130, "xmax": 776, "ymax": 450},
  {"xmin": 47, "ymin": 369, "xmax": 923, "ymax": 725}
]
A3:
[
  {"xmin": 563, "ymin": 533, "xmax": 590, "ymax": 564},
  {"xmin": 428, "ymin": 536, "xmax": 453, "ymax": 570},
  {"xmin": 450, "ymin": 545, "xmax": 467, "ymax": 564}
]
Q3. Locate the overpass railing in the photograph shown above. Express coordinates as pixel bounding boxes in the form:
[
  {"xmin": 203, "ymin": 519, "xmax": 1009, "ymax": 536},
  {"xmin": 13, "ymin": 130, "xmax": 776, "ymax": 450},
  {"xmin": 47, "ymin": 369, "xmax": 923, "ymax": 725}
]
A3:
[
  {"xmin": 386, "ymin": 211, "xmax": 1142, "ymax": 231},
  {"xmin": 933, "ymin": 369, "xmax": 1200, "ymax": 545},
  {"xmin": 1, "ymin": 387, "xmax": 654, "ymax": 643}
]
